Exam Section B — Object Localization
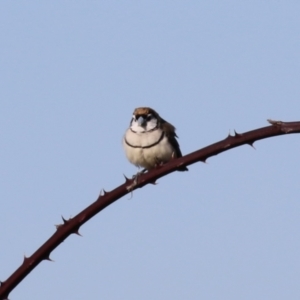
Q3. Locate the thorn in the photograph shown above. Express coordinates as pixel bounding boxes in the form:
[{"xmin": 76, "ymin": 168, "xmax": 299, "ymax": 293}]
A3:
[
  {"xmin": 267, "ymin": 119, "xmax": 282, "ymax": 126},
  {"xmin": 227, "ymin": 132, "xmax": 232, "ymax": 138},
  {"xmin": 200, "ymin": 158, "xmax": 207, "ymax": 163},
  {"xmin": 149, "ymin": 180, "xmax": 157, "ymax": 185},
  {"xmin": 55, "ymin": 216, "xmax": 70, "ymax": 229},
  {"xmin": 44, "ymin": 256, "xmax": 54, "ymax": 262},
  {"xmin": 234, "ymin": 130, "xmax": 242, "ymax": 137},
  {"xmin": 247, "ymin": 141, "xmax": 256, "ymax": 149},
  {"xmin": 61, "ymin": 216, "xmax": 69, "ymax": 224},
  {"xmin": 123, "ymin": 174, "xmax": 132, "ymax": 184},
  {"xmin": 99, "ymin": 188, "xmax": 109, "ymax": 196},
  {"xmin": 72, "ymin": 228, "xmax": 82, "ymax": 236},
  {"xmin": 23, "ymin": 255, "xmax": 29, "ymax": 263}
]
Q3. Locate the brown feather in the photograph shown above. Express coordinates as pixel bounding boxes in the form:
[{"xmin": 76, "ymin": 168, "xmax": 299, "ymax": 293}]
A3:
[
  {"xmin": 161, "ymin": 118, "xmax": 188, "ymax": 171},
  {"xmin": 133, "ymin": 107, "xmax": 158, "ymax": 117}
]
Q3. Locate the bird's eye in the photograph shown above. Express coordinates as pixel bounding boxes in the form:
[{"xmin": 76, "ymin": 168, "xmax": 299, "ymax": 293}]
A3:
[{"xmin": 146, "ymin": 114, "xmax": 152, "ymax": 121}]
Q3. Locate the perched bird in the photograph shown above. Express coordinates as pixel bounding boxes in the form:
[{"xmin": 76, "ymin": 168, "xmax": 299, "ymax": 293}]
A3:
[{"xmin": 123, "ymin": 107, "xmax": 188, "ymax": 172}]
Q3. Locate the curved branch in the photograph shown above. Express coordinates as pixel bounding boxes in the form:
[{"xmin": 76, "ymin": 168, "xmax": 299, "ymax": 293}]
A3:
[{"xmin": 1, "ymin": 119, "xmax": 300, "ymax": 299}]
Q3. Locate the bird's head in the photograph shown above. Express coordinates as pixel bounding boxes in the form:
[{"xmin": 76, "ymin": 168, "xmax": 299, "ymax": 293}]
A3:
[{"xmin": 130, "ymin": 107, "xmax": 159, "ymax": 133}]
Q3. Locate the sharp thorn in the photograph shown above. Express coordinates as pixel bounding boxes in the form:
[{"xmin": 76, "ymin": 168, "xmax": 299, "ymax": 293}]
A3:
[
  {"xmin": 61, "ymin": 216, "xmax": 69, "ymax": 224},
  {"xmin": 267, "ymin": 119, "xmax": 282, "ymax": 125},
  {"xmin": 248, "ymin": 142, "xmax": 256, "ymax": 149},
  {"xmin": 149, "ymin": 180, "xmax": 157, "ymax": 185},
  {"xmin": 45, "ymin": 256, "xmax": 54, "ymax": 262},
  {"xmin": 234, "ymin": 130, "xmax": 242, "ymax": 137},
  {"xmin": 99, "ymin": 188, "xmax": 109, "ymax": 196},
  {"xmin": 123, "ymin": 174, "xmax": 132, "ymax": 184},
  {"xmin": 73, "ymin": 229, "xmax": 82, "ymax": 236},
  {"xmin": 62, "ymin": 216, "xmax": 73, "ymax": 224}
]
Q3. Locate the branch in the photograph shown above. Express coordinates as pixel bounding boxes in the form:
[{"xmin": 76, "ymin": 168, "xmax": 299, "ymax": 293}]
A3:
[{"xmin": 1, "ymin": 119, "xmax": 300, "ymax": 299}]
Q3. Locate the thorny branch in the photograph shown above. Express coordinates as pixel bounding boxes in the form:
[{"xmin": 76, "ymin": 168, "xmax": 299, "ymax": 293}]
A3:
[{"xmin": 1, "ymin": 119, "xmax": 300, "ymax": 299}]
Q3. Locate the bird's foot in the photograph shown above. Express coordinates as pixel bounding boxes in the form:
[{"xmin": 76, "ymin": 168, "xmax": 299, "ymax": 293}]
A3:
[{"xmin": 126, "ymin": 169, "xmax": 147, "ymax": 191}]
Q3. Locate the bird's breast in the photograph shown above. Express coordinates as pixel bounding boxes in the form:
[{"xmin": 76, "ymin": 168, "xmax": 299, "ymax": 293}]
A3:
[
  {"xmin": 123, "ymin": 129, "xmax": 174, "ymax": 169},
  {"xmin": 124, "ymin": 129, "xmax": 164, "ymax": 148}
]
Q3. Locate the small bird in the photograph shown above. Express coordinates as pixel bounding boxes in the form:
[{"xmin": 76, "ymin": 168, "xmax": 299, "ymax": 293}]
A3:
[{"xmin": 123, "ymin": 107, "xmax": 188, "ymax": 172}]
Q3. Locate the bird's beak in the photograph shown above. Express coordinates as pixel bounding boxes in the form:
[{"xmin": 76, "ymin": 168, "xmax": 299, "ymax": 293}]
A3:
[{"xmin": 137, "ymin": 116, "xmax": 146, "ymax": 127}]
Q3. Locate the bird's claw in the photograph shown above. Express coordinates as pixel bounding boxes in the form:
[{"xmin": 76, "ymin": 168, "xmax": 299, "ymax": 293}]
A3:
[{"xmin": 126, "ymin": 169, "xmax": 146, "ymax": 191}]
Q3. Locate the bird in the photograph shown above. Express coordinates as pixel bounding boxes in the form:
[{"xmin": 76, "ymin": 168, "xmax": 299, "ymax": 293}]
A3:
[{"xmin": 123, "ymin": 107, "xmax": 188, "ymax": 172}]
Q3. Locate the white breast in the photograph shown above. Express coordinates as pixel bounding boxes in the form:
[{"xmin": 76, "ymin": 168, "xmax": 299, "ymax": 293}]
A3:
[{"xmin": 123, "ymin": 129, "xmax": 174, "ymax": 169}]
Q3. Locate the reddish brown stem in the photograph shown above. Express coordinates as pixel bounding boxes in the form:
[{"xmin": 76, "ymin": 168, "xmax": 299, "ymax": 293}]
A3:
[{"xmin": 1, "ymin": 119, "xmax": 300, "ymax": 299}]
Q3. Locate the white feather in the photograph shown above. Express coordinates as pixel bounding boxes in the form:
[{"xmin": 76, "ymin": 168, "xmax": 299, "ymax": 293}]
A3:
[{"xmin": 123, "ymin": 128, "xmax": 174, "ymax": 169}]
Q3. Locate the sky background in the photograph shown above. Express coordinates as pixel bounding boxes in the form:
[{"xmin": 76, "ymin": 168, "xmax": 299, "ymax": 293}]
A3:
[{"xmin": 1, "ymin": 1, "xmax": 300, "ymax": 299}]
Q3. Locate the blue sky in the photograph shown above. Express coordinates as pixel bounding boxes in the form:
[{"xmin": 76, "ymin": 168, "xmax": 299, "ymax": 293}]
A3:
[{"xmin": 1, "ymin": 2, "xmax": 300, "ymax": 299}]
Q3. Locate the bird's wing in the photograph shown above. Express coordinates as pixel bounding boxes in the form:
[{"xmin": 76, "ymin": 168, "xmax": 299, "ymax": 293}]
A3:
[
  {"xmin": 160, "ymin": 119, "xmax": 182, "ymax": 158},
  {"xmin": 160, "ymin": 118, "xmax": 188, "ymax": 171}
]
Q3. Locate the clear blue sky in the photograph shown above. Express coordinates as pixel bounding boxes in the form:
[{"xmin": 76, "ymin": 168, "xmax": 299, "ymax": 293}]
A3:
[{"xmin": 1, "ymin": 2, "xmax": 300, "ymax": 299}]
